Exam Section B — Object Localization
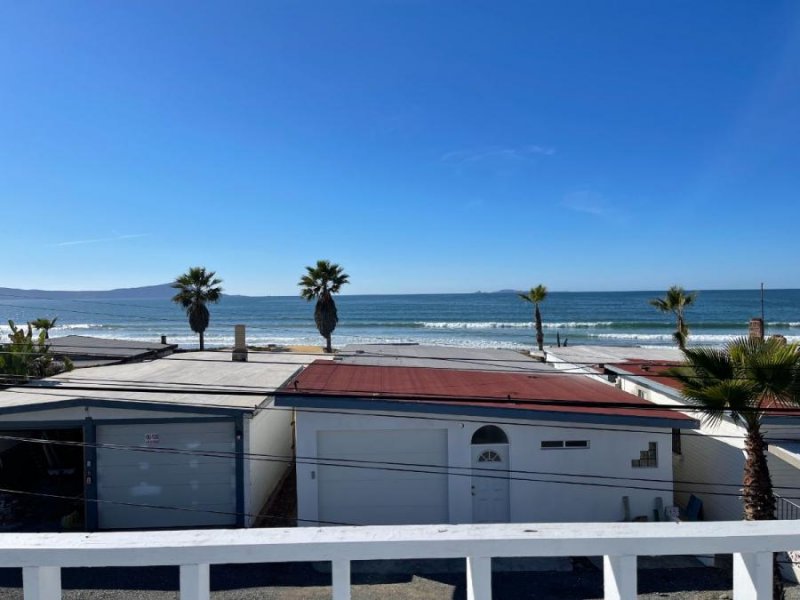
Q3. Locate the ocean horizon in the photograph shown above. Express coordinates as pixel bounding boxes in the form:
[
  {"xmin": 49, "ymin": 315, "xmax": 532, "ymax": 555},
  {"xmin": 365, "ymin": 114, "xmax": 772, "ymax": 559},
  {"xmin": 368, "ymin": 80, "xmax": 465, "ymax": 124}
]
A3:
[{"xmin": 0, "ymin": 288, "xmax": 797, "ymax": 350}]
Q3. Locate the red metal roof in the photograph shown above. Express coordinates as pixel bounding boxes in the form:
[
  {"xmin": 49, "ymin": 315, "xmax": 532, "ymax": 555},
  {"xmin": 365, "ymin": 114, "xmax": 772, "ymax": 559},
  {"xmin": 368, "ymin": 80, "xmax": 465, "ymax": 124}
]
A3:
[
  {"xmin": 278, "ymin": 360, "xmax": 693, "ymax": 423},
  {"xmin": 611, "ymin": 361, "xmax": 685, "ymax": 391}
]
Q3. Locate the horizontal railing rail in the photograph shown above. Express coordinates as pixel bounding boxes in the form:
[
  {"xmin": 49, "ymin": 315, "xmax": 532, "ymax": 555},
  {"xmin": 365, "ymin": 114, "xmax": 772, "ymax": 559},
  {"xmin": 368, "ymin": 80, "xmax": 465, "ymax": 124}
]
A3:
[{"xmin": 4, "ymin": 520, "xmax": 800, "ymax": 600}]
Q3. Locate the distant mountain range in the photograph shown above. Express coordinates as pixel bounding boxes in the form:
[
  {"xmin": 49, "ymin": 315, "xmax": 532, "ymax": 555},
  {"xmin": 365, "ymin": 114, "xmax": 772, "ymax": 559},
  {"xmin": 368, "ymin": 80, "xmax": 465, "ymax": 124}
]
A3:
[{"xmin": 0, "ymin": 284, "xmax": 179, "ymax": 300}]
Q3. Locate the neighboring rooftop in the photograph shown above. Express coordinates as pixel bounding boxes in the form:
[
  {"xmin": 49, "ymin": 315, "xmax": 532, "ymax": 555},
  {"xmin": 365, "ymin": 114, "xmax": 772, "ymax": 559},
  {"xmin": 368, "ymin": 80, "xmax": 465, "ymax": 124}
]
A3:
[
  {"xmin": 277, "ymin": 360, "xmax": 696, "ymax": 428},
  {"xmin": 545, "ymin": 345, "xmax": 684, "ymax": 368},
  {"xmin": 606, "ymin": 360, "xmax": 684, "ymax": 391},
  {"xmin": 47, "ymin": 335, "xmax": 178, "ymax": 368},
  {"xmin": 0, "ymin": 351, "xmax": 331, "ymax": 414},
  {"xmin": 338, "ymin": 343, "xmax": 552, "ymax": 372}
]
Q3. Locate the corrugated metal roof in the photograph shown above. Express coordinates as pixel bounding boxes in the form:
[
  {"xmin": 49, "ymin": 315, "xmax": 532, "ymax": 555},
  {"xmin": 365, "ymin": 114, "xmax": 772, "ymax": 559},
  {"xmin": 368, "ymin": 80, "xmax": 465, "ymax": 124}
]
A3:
[
  {"xmin": 0, "ymin": 352, "xmax": 331, "ymax": 413},
  {"xmin": 278, "ymin": 360, "xmax": 693, "ymax": 424}
]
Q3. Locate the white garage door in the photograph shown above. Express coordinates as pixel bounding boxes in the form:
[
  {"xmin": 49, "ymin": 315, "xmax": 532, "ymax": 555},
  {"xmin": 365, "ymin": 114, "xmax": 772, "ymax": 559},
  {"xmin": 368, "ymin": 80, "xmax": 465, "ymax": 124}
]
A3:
[
  {"xmin": 317, "ymin": 429, "xmax": 448, "ymax": 525},
  {"xmin": 96, "ymin": 421, "xmax": 237, "ymax": 529}
]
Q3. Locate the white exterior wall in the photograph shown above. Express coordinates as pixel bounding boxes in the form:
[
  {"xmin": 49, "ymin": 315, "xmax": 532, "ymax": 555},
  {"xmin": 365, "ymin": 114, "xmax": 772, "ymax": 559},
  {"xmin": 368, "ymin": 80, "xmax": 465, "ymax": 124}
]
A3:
[
  {"xmin": 617, "ymin": 376, "xmax": 748, "ymax": 520},
  {"xmin": 618, "ymin": 376, "xmax": 800, "ymax": 523},
  {"xmin": 295, "ymin": 408, "xmax": 674, "ymax": 526},
  {"xmin": 243, "ymin": 400, "xmax": 294, "ymax": 526}
]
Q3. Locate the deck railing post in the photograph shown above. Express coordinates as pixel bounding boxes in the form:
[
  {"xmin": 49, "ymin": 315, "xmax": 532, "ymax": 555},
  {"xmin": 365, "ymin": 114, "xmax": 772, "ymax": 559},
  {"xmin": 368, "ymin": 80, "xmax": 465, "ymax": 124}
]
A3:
[
  {"xmin": 733, "ymin": 552, "xmax": 772, "ymax": 599},
  {"xmin": 603, "ymin": 555, "xmax": 636, "ymax": 600},
  {"xmin": 466, "ymin": 555, "xmax": 492, "ymax": 600},
  {"xmin": 331, "ymin": 559, "xmax": 351, "ymax": 600},
  {"xmin": 22, "ymin": 566, "xmax": 61, "ymax": 600},
  {"xmin": 179, "ymin": 564, "xmax": 210, "ymax": 600}
]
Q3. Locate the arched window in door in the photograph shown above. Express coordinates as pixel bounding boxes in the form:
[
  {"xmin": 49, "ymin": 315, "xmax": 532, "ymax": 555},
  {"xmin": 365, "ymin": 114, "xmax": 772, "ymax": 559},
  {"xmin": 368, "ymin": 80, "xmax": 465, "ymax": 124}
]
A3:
[
  {"xmin": 478, "ymin": 449, "xmax": 503, "ymax": 463},
  {"xmin": 471, "ymin": 425, "xmax": 508, "ymax": 445}
]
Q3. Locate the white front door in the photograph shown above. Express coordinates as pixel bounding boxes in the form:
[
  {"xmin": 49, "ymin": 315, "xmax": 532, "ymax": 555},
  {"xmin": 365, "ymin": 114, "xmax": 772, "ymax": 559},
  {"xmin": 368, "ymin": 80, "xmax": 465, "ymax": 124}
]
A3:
[{"xmin": 471, "ymin": 444, "xmax": 510, "ymax": 523}]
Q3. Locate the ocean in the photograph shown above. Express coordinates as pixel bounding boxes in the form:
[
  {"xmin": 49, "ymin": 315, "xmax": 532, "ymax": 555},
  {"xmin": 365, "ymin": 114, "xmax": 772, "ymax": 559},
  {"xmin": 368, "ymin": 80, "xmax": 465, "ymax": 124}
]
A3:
[{"xmin": 0, "ymin": 289, "xmax": 798, "ymax": 350}]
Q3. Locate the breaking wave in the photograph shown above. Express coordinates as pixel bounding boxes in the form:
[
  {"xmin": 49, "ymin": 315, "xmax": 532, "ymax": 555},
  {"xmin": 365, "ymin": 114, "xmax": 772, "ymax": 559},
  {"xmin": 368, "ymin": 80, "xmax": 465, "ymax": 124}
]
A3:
[{"xmin": 417, "ymin": 321, "xmax": 613, "ymax": 329}]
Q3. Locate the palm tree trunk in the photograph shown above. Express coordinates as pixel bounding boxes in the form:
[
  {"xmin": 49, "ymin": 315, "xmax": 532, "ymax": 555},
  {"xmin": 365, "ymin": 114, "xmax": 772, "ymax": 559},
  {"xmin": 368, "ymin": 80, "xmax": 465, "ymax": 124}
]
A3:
[
  {"xmin": 325, "ymin": 334, "xmax": 332, "ymax": 353},
  {"xmin": 743, "ymin": 424, "xmax": 775, "ymax": 521},
  {"xmin": 743, "ymin": 424, "xmax": 784, "ymax": 599},
  {"xmin": 535, "ymin": 305, "xmax": 544, "ymax": 351},
  {"xmin": 199, "ymin": 331, "xmax": 205, "ymax": 351},
  {"xmin": 676, "ymin": 315, "xmax": 686, "ymax": 350}
]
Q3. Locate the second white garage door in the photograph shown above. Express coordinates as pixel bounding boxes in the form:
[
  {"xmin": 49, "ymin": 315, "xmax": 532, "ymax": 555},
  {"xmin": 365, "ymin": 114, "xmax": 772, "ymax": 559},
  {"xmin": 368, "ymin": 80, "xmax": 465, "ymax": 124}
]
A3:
[{"xmin": 317, "ymin": 429, "xmax": 448, "ymax": 525}]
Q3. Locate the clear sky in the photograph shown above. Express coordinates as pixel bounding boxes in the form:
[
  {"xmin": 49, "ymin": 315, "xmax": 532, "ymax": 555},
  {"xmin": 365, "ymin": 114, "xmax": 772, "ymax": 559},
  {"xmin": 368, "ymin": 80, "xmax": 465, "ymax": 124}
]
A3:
[{"xmin": 2, "ymin": 1, "xmax": 799, "ymax": 295}]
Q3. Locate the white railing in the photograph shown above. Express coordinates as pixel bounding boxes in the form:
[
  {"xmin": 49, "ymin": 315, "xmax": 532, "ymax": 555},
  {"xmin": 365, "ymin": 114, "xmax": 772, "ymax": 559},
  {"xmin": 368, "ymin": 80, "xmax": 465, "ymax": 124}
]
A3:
[
  {"xmin": 4, "ymin": 520, "xmax": 800, "ymax": 600},
  {"xmin": 777, "ymin": 495, "xmax": 800, "ymax": 520}
]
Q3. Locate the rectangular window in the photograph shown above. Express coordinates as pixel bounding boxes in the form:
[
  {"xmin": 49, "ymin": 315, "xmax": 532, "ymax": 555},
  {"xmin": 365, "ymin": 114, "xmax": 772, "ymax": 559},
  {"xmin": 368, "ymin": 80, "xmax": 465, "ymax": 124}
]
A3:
[
  {"xmin": 541, "ymin": 440, "xmax": 589, "ymax": 449},
  {"xmin": 541, "ymin": 441, "xmax": 564, "ymax": 449},
  {"xmin": 564, "ymin": 440, "xmax": 589, "ymax": 448},
  {"xmin": 637, "ymin": 388, "xmax": 648, "ymax": 400}
]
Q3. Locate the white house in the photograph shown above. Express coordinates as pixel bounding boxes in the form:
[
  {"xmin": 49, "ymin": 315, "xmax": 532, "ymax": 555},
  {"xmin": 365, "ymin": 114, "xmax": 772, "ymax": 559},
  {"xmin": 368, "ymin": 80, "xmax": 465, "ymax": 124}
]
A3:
[
  {"xmin": 274, "ymin": 360, "xmax": 695, "ymax": 527},
  {"xmin": 546, "ymin": 344, "xmax": 800, "ymax": 514},
  {"xmin": 0, "ymin": 351, "xmax": 326, "ymax": 531}
]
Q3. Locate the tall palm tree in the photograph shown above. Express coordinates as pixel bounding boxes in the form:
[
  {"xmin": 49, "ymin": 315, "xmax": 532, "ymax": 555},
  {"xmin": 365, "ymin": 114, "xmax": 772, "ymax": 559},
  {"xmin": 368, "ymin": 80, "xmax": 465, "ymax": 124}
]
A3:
[
  {"xmin": 299, "ymin": 260, "xmax": 349, "ymax": 353},
  {"xmin": 519, "ymin": 284, "xmax": 548, "ymax": 351},
  {"xmin": 171, "ymin": 267, "xmax": 223, "ymax": 351},
  {"xmin": 30, "ymin": 317, "xmax": 58, "ymax": 339},
  {"xmin": 672, "ymin": 337, "xmax": 800, "ymax": 599},
  {"xmin": 649, "ymin": 285, "xmax": 697, "ymax": 350}
]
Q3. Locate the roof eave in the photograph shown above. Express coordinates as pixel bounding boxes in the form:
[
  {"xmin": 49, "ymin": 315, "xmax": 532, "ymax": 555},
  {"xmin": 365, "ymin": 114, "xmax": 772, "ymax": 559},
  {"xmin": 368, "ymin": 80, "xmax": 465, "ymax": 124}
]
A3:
[{"xmin": 275, "ymin": 393, "xmax": 698, "ymax": 429}]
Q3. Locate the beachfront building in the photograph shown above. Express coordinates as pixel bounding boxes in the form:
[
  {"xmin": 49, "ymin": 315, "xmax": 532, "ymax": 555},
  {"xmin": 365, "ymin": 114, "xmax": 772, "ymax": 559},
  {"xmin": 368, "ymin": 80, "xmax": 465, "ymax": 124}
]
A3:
[
  {"xmin": 0, "ymin": 352, "xmax": 325, "ymax": 531},
  {"xmin": 275, "ymin": 359, "xmax": 695, "ymax": 526},
  {"xmin": 547, "ymin": 344, "xmax": 800, "ymax": 577},
  {"xmin": 547, "ymin": 344, "xmax": 800, "ymax": 521}
]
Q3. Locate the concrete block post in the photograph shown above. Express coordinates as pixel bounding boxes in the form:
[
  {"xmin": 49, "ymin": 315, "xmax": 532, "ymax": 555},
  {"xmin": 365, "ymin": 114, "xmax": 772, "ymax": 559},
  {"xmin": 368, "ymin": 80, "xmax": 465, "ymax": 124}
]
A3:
[
  {"xmin": 22, "ymin": 566, "xmax": 61, "ymax": 600},
  {"xmin": 232, "ymin": 324, "xmax": 248, "ymax": 362},
  {"xmin": 603, "ymin": 555, "xmax": 637, "ymax": 600},
  {"xmin": 466, "ymin": 556, "xmax": 492, "ymax": 600},
  {"xmin": 733, "ymin": 552, "xmax": 772, "ymax": 599},
  {"xmin": 331, "ymin": 559, "xmax": 351, "ymax": 600}
]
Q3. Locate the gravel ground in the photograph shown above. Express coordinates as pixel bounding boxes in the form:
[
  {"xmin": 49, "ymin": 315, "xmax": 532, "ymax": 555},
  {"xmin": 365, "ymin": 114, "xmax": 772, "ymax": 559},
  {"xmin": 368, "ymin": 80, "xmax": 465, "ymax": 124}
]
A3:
[{"xmin": 0, "ymin": 562, "xmax": 797, "ymax": 599}]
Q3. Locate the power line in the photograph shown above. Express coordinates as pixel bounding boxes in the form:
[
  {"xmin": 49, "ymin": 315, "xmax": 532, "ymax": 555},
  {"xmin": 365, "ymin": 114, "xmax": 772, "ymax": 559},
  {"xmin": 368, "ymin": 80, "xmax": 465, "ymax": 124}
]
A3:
[
  {"xmin": 5, "ymin": 378, "xmax": 798, "ymax": 415},
  {"xmin": 0, "ymin": 431, "xmax": 767, "ymax": 491},
  {"xmin": 0, "ymin": 485, "xmax": 353, "ymax": 527},
  {"xmin": 6, "ymin": 428, "xmax": 800, "ymax": 501},
  {"xmin": 6, "ymin": 376, "xmax": 800, "ymax": 443}
]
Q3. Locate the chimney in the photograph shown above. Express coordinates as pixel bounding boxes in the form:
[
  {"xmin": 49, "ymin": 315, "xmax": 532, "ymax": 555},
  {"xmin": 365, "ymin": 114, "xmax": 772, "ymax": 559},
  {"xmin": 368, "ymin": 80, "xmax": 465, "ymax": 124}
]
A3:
[
  {"xmin": 232, "ymin": 324, "xmax": 248, "ymax": 362},
  {"xmin": 749, "ymin": 318, "xmax": 764, "ymax": 341}
]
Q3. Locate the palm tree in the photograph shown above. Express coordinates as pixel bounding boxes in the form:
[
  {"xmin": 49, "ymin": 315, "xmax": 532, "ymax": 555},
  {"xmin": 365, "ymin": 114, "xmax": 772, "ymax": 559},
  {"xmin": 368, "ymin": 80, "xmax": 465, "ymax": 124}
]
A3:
[
  {"xmin": 672, "ymin": 337, "xmax": 800, "ymax": 599},
  {"xmin": 649, "ymin": 285, "xmax": 697, "ymax": 350},
  {"xmin": 519, "ymin": 285, "xmax": 548, "ymax": 351},
  {"xmin": 30, "ymin": 317, "xmax": 58, "ymax": 339},
  {"xmin": 171, "ymin": 267, "xmax": 223, "ymax": 351},
  {"xmin": 299, "ymin": 260, "xmax": 349, "ymax": 353}
]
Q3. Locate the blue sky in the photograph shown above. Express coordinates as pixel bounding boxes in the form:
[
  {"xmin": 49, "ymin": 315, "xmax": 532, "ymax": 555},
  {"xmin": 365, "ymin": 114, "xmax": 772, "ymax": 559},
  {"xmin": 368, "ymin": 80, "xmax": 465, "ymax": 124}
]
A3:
[{"xmin": 2, "ymin": 1, "xmax": 799, "ymax": 295}]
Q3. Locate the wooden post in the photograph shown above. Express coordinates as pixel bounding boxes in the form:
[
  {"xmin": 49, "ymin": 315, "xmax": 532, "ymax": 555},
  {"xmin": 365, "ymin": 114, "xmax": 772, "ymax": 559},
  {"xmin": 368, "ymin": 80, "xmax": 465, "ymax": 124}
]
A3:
[
  {"xmin": 466, "ymin": 555, "xmax": 492, "ymax": 600},
  {"xmin": 331, "ymin": 559, "xmax": 351, "ymax": 600},
  {"xmin": 179, "ymin": 564, "xmax": 210, "ymax": 600},
  {"xmin": 22, "ymin": 566, "xmax": 61, "ymax": 600},
  {"xmin": 733, "ymin": 552, "xmax": 772, "ymax": 599},
  {"xmin": 603, "ymin": 555, "xmax": 636, "ymax": 600}
]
